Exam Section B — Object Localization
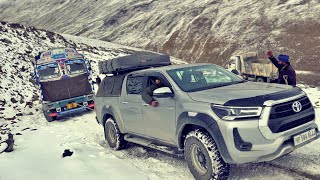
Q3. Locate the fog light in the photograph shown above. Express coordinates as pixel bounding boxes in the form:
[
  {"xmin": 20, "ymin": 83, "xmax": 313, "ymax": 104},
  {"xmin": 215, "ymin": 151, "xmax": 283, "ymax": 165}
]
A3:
[
  {"xmin": 56, "ymin": 107, "xmax": 61, "ymax": 112},
  {"xmin": 83, "ymin": 102, "xmax": 88, "ymax": 106}
]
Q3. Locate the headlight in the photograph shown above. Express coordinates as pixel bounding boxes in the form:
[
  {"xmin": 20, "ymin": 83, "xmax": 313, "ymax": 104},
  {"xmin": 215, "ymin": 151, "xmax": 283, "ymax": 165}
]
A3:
[{"xmin": 211, "ymin": 104, "xmax": 262, "ymax": 120}]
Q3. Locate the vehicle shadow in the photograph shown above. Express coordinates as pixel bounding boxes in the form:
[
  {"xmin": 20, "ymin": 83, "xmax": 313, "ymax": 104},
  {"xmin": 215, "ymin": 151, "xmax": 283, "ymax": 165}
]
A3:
[{"xmin": 99, "ymin": 141, "xmax": 318, "ymax": 180}]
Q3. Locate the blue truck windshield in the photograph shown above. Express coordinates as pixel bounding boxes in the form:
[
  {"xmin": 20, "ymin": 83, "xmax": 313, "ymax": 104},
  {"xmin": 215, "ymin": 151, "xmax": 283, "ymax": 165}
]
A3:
[
  {"xmin": 66, "ymin": 59, "xmax": 86, "ymax": 75},
  {"xmin": 167, "ymin": 64, "xmax": 244, "ymax": 92},
  {"xmin": 37, "ymin": 63, "xmax": 60, "ymax": 81}
]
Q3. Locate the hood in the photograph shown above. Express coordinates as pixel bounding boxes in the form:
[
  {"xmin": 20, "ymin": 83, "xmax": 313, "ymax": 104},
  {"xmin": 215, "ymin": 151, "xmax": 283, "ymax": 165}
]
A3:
[{"xmin": 187, "ymin": 82, "xmax": 303, "ymax": 106}]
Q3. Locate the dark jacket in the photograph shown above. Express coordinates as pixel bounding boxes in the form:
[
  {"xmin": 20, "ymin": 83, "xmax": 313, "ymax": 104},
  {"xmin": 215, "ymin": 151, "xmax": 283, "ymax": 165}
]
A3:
[
  {"xmin": 95, "ymin": 76, "xmax": 101, "ymax": 86},
  {"xmin": 34, "ymin": 52, "xmax": 42, "ymax": 61},
  {"xmin": 142, "ymin": 84, "xmax": 160, "ymax": 104},
  {"xmin": 268, "ymin": 56, "xmax": 296, "ymax": 86}
]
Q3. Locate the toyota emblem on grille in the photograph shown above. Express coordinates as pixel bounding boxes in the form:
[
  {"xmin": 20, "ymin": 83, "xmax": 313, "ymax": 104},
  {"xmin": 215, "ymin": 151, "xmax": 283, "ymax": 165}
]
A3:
[{"xmin": 292, "ymin": 101, "xmax": 302, "ymax": 112}]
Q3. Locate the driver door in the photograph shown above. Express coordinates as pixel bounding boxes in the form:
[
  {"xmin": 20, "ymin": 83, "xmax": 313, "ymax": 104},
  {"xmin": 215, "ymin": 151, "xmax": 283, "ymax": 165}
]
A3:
[{"xmin": 141, "ymin": 73, "xmax": 176, "ymax": 144}]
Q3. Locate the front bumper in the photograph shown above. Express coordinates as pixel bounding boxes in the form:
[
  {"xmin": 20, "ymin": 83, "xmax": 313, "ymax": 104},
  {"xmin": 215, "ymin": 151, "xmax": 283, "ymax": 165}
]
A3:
[
  {"xmin": 42, "ymin": 94, "xmax": 95, "ymax": 117},
  {"xmin": 218, "ymin": 119, "xmax": 319, "ymax": 164},
  {"xmin": 214, "ymin": 92, "xmax": 320, "ymax": 164}
]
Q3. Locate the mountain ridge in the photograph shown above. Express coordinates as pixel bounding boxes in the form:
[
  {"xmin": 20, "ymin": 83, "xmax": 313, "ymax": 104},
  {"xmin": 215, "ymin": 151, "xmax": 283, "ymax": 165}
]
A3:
[{"xmin": 1, "ymin": 0, "xmax": 319, "ymax": 71}]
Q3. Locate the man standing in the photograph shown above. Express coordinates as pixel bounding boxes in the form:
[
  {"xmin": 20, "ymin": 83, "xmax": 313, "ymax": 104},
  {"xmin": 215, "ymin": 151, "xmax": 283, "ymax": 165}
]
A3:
[{"xmin": 267, "ymin": 51, "xmax": 296, "ymax": 86}]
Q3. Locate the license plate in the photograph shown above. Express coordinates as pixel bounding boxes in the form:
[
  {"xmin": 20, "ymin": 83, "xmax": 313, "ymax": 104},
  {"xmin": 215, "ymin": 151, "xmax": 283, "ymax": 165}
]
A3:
[
  {"xmin": 293, "ymin": 129, "xmax": 316, "ymax": 146},
  {"xmin": 66, "ymin": 102, "xmax": 77, "ymax": 109}
]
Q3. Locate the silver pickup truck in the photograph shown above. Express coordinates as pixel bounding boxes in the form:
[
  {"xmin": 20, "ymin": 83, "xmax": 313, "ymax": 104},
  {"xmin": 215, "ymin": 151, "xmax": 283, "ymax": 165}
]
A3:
[{"xmin": 95, "ymin": 63, "xmax": 319, "ymax": 180}]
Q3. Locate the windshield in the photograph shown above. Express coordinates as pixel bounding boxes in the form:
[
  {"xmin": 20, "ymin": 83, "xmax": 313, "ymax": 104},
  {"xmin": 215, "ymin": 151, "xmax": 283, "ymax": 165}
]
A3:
[
  {"xmin": 37, "ymin": 62, "xmax": 60, "ymax": 81},
  {"xmin": 167, "ymin": 64, "xmax": 244, "ymax": 92},
  {"xmin": 66, "ymin": 59, "xmax": 86, "ymax": 75},
  {"xmin": 245, "ymin": 56, "xmax": 258, "ymax": 62}
]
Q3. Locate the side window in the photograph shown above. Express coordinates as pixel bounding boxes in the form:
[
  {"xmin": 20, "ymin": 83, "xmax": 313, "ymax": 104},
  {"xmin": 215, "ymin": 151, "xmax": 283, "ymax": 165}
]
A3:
[
  {"xmin": 229, "ymin": 59, "xmax": 235, "ymax": 65},
  {"xmin": 126, "ymin": 76, "xmax": 143, "ymax": 94},
  {"xmin": 146, "ymin": 75, "xmax": 171, "ymax": 88}
]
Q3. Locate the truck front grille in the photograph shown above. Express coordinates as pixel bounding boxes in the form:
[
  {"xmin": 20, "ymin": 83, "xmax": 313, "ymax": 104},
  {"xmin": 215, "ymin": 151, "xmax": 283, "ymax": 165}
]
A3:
[
  {"xmin": 269, "ymin": 96, "xmax": 311, "ymax": 119},
  {"xmin": 268, "ymin": 96, "xmax": 315, "ymax": 133}
]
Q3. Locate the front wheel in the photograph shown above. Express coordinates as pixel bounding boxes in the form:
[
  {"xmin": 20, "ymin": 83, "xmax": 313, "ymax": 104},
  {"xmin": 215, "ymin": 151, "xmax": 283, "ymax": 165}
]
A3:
[
  {"xmin": 104, "ymin": 118, "xmax": 127, "ymax": 150},
  {"xmin": 184, "ymin": 130, "xmax": 230, "ymax": 180}
]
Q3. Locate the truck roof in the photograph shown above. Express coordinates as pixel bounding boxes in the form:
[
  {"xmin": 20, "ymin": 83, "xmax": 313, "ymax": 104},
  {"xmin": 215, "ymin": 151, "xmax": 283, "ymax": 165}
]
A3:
[
  {"xmin": 96, "ymin": 63, "xmax": 212, "ymax": 97},
  {"xmin": 130, "ymin": 63, "xmax": 212, "ymax": 73},
  {"xmin": 36, "ymin": 48, "xmax": 84, "ymax": 65}
]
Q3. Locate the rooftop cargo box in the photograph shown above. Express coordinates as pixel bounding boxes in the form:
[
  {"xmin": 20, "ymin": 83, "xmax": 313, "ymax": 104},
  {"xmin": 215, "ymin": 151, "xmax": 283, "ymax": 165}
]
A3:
[{"xmin": 99, "ymin": 51, "xmax": 171, "ymax": 74}]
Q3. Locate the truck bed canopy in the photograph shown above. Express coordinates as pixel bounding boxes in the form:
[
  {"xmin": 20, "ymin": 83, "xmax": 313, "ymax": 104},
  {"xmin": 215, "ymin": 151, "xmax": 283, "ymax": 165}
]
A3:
[{"xmin": 96, "ymin": 74, "xmax": 127, "ymax": 97}]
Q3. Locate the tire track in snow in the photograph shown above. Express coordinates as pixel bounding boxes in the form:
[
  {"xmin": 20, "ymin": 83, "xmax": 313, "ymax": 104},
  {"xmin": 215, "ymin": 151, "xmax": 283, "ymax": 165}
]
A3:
[{"xmin": 264, "ymin": 162, "xmax": 320, "ymax": 180}]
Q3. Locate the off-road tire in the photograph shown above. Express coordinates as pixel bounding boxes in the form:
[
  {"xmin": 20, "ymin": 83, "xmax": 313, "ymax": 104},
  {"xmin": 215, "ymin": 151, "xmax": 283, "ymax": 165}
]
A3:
[
  {"xmin": 184, "ymin": 130, "xmax": 230, "ymax": 180},
  {"xmin": 256, "ymin": 77, "xmax": 265, "ymax": 82},
  {"xmin": 104, "ymin": 118, "xmax": 127, "ymax": 150}
]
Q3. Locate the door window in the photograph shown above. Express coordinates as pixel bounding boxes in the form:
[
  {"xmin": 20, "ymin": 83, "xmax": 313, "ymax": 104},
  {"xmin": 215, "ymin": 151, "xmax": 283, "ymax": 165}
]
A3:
[{"xmin": 126, "ymin": 76, "xmax": 144, "ymax": 94}]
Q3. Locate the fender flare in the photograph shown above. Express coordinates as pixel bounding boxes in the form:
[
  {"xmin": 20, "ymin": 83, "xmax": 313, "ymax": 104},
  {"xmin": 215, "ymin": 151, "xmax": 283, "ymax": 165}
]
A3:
[
  {"xmin": 176, "ymin": 112, "xmax": 233, "ymax": 163},
  {"xmin": 100, "ymin": 106, "xmax": 126, "ymax": 133}
]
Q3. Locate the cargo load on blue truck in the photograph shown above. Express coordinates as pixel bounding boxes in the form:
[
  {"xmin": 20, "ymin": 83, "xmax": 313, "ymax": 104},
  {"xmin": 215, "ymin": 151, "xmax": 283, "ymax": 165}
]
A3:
[{"xmin": 32, "ymin": 48, "xmax": 95, "ymax": 122}]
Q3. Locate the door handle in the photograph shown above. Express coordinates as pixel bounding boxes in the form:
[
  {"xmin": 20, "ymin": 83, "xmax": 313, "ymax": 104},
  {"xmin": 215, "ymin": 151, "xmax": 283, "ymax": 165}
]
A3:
[{"xmin": 122, "ymin": 102, "xmax": 128, "ymax": 104}]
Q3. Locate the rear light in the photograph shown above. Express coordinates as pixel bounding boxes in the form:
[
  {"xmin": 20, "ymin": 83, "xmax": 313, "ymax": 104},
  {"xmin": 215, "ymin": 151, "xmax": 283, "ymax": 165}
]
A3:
[{"xmin": 49, "ymin": 112, "xmax": 58, "ymax": 117}]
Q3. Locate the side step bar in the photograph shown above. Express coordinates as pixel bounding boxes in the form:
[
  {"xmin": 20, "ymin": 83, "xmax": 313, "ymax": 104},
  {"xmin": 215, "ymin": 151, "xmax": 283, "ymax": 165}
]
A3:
[{"xmin": 124, "ymin": 135, "xmax": 184, "ymax": 156}]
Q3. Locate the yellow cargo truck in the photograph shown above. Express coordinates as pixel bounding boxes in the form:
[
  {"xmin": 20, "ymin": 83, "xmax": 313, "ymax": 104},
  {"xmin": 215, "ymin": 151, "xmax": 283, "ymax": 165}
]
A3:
[{"xmin": 224, "ymin": 52, "xmax": 278, "ymax": 82}]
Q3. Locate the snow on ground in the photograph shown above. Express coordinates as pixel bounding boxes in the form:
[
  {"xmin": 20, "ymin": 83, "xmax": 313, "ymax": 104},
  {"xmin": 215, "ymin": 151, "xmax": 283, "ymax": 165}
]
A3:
[
  {"xmin": 0, "ymin": 117, "xmax": 148, "ymax": 180},
  {"xmin": 1, "ymin": 21, "xmax": 320, "ymax": 180},
  {"xmin": 63, "ymin": 34, "xmax": 187, "ymax": 65},
  {"xmin": 296, "ymin": 70, "xmax": 320, "ymax": 76}
]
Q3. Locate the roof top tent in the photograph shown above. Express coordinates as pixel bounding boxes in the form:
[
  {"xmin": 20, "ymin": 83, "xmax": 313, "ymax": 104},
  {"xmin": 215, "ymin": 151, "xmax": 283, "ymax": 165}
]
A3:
[
  {"xmin": 33, "ymin": 48, "xmax": 95, "ymax": 122},
  {"xmin": 98, "ymin": 51, "xmax": 171, "ymax": 75}
]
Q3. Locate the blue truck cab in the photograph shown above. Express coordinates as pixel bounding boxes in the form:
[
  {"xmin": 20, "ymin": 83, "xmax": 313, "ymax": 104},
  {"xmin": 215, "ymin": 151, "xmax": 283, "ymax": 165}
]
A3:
[{"xmin": 32, "ymin": 48, "xmax": 95, "ymax": 122}]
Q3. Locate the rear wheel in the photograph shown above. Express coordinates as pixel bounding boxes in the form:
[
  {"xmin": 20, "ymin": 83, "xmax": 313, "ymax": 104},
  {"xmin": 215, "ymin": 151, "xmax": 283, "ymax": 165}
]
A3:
[
  {"xmin": 104, "ymin": 118, "xmax": 127, "ymax": 150},
  {"xmin": 184, "ymin": 130, "xmax": 230, "ymax": 180},
  {"xmin": 256, "ymin": 77, "xmax": 265, "ymax": 82}
]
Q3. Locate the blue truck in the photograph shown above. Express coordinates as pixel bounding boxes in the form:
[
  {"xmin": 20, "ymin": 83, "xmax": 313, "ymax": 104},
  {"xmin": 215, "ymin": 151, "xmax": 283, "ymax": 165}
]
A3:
[{"xmin": 32, "ymin": 48, "xmax": 95, "ymax": 122}]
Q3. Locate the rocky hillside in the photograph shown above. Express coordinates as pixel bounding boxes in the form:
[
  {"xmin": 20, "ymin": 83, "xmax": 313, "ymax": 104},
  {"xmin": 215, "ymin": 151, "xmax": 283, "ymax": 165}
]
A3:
[
  {"xmin": 0, "ymin": 0, "xmax": 319, "ymax": 71},
  {"xmin": 0, "ymin": 21, "xmax": 134, "ymax": 137}
]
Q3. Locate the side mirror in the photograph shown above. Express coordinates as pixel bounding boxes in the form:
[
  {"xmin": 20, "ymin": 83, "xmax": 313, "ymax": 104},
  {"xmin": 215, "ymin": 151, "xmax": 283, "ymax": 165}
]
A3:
[{"xmin": 153, "ymin": 87, "xmax": 173, "ymax": 98}]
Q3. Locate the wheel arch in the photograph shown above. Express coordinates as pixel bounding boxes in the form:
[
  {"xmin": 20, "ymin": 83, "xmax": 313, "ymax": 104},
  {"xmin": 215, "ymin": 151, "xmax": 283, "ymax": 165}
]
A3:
[
  {"xmin": 176, "ymin": 112, "xmax": 233, "ymax": 163},
  {"xmin": 100, "ymin": 107, "xmax": 126, "ymax": 133}
]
